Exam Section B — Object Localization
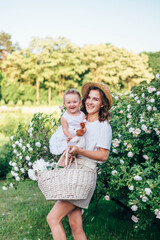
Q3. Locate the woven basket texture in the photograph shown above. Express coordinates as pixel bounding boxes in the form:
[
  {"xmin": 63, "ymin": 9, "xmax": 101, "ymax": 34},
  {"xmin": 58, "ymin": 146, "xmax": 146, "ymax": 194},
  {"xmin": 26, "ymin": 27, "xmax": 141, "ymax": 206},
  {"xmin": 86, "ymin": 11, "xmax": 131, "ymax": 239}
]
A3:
[{"xmin": 38, "ymin": 168, "xmax": 95, "ymax": 200}]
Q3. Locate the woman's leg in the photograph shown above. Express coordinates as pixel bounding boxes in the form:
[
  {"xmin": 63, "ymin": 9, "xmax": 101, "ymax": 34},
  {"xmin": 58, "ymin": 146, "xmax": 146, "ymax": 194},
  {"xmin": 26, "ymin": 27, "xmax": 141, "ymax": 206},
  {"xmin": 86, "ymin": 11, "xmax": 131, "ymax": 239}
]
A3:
[
  {"xmin": 47, "ymin": 200, "xmax": 76, "ymax": 240},
  {"xmin": 68, "ymin": 208, "xmax": 87, "ymax": 240}
]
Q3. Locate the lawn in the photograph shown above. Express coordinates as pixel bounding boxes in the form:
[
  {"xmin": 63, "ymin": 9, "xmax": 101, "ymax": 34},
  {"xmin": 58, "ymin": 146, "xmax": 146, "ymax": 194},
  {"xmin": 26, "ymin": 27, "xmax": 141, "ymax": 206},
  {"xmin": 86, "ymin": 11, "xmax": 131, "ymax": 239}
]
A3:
[{"xmin": 0, "ymin": 180, "xmax": 160, "ymax": 240}]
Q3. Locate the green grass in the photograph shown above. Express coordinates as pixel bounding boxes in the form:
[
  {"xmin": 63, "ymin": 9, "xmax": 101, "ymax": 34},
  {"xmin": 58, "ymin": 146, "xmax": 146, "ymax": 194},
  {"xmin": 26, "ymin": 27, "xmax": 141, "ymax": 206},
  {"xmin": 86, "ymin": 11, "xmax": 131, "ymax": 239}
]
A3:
[{"xmin": 0, "ymin": 180, "xmax": 160, "ymax": 240}]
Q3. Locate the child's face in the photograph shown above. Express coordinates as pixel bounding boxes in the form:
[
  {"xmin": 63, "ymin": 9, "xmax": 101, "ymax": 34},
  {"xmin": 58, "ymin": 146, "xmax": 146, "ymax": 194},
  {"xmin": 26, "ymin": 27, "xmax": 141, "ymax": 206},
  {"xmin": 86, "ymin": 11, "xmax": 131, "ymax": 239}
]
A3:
[{"xmin": 64, "ymin": 93, "xmax": 81, "ymax": 114}]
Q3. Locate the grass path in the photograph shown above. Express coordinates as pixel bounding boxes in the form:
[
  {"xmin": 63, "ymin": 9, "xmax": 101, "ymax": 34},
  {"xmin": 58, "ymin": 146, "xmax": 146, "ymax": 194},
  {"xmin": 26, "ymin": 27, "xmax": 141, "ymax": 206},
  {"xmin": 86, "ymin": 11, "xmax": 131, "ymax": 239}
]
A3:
[{"xmin": 1, "ymin": 180, "xmax": 160, "ymax": 240}]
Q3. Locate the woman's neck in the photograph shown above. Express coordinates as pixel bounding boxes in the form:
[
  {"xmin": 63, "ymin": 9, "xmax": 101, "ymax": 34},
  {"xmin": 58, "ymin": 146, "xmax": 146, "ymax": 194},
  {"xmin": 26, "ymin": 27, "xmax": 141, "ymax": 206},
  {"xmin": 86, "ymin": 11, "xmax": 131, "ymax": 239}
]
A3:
[{"xmin": 87, "ymin": 113, "xmax": 99, "ymax": 122}]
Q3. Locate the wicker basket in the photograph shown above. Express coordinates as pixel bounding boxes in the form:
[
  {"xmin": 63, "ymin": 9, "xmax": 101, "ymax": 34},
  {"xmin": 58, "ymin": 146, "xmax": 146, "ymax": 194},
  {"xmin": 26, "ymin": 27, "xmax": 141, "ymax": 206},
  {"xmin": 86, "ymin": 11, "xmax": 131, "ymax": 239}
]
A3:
[
  {"xmin": 38, "ymin": 167, "xmax": 95, "ymax": 200},
  {"xmin": 38, "ymin": 148, "xmax": 95, "ymax": 200}
]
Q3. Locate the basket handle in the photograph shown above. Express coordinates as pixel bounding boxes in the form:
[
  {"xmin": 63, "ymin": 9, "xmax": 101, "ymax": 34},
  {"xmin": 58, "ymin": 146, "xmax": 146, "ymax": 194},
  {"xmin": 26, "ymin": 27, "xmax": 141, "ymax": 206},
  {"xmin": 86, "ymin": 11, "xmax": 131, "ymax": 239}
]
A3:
[{"xmin": 56, "ymin": 147, "xmax": 78, "ymax": 169}]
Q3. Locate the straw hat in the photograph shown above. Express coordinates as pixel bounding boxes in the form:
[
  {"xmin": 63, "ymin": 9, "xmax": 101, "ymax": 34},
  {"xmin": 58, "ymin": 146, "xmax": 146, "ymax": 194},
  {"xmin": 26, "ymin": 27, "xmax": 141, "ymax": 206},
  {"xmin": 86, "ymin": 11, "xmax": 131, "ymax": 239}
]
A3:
[{"xmin": 81, "ymin": 82, "xmax": 113, "ymax": 109}]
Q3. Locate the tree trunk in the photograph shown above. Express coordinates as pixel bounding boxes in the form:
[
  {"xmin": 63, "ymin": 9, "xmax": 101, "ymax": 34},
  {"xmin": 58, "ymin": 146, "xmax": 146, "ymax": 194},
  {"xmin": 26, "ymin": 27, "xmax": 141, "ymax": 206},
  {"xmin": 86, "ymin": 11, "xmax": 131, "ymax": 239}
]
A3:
[
  {"xmin": 36, "ymin": 79, "xmax": 40, "ymax": 104},
  {"xmin": 48, "ymin": 87, "xmax": 51, "ymax": 105}
]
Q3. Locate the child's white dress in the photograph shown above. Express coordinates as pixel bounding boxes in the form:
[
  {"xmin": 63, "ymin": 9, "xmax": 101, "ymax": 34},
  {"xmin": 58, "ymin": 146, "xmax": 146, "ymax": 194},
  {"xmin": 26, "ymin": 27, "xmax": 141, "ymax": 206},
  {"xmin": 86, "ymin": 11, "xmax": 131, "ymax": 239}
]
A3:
[{"xmin": 49, "ymin": 111, "xmax": 84, "ymax": 155}]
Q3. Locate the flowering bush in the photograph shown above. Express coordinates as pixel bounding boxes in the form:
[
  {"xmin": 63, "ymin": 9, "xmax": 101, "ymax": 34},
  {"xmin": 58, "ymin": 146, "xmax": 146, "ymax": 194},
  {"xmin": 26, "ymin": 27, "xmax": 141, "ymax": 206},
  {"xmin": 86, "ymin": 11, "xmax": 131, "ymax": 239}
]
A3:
[
  {"xmin": 97, "ymin": 77, "xmax": 160, "ymax": 230},
  {"xmin": 3, "ymin": 112, "xmax": 60, "ymax": 189}
]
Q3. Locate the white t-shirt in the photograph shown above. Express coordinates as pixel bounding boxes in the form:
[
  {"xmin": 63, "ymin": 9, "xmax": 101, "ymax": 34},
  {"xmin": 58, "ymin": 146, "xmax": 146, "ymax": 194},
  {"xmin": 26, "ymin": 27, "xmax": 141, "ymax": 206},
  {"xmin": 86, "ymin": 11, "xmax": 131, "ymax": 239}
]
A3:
[{"xmin": 78, "ymin": 120, "xmax": 112, "ymax": 163}]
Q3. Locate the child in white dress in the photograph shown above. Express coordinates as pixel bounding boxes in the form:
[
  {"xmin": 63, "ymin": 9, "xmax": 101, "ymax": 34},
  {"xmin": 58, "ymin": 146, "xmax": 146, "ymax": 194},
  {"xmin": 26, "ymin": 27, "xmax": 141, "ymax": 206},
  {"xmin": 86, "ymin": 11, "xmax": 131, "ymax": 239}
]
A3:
[{"xmin": 49, "ymin": 88, "xmax": 85, "ymax": 156}]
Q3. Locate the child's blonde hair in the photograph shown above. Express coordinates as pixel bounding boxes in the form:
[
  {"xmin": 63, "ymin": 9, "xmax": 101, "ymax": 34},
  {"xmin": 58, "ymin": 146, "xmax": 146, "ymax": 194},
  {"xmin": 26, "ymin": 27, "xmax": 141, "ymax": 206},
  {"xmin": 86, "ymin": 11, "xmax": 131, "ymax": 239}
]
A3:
[{"xmin": 63, "ymin": 88, "xmax": 81, "ymax": 103}]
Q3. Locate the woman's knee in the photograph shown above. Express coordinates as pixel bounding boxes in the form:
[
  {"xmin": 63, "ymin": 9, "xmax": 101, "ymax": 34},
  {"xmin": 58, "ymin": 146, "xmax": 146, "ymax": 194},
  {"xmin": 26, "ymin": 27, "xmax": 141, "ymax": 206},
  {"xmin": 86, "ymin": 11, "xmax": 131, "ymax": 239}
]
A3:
[
  {"xmin": 47, "ymin": 212, "xmax": 58, "ymax": 226},
  {"xmin": 69, "ymin": 211, "xmax": 83, "ymax": 232}
]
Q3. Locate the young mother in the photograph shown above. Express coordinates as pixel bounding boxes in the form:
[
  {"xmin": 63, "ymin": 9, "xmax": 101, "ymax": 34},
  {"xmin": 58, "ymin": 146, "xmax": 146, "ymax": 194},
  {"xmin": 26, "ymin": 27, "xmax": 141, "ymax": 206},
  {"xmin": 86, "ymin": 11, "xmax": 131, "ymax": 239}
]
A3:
[{"xmin": 47, "ymin": 82, "xmax": 113, "ymax": 240}]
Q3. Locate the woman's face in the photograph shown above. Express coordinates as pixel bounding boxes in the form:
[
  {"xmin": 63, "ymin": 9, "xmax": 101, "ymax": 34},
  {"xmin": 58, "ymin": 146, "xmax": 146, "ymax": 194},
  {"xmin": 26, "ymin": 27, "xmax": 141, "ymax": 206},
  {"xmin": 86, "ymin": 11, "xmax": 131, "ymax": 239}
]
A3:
[{"xmin": 85, "ymin": 90, "xmax": 103, "ymax": 116}]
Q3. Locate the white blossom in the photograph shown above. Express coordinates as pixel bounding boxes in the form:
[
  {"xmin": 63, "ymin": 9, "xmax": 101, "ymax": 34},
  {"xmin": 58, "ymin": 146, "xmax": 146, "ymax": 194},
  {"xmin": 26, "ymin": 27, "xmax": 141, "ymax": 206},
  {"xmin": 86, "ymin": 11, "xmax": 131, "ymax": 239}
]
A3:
[
  {"xmin": 51, "ymin": 122, "xmax": 55, "ymax": 126},
  {"xmin": 10, "ymin": 136, "xmax": 14, "ymax": 141},
  {"xmin": 16, "ymin": 176, "xmax": 20, "ymax": 181},
  {"xmin": 149, "ymin": 98, "xmax": 155, "ymax": 103},
  {"xmin": 26, "ymin": 156, "xmax": 30, "ymax": 161},
  {"xmin": 150, "ymin": 118, "xmax": 154, "ymax": 122},
  {"xmin": 32, "ymin": 158, "xmax": 50, "ymax": 172},
  {"xmin": 142, "ymin": 93, "xmax": 145, "ymax": 98},
  {"xmin": 128, "ymin": 185, "xmax": 134, "ymax": 191},
  {"xmin": 28, "ymin": 162, "xmax": 32, "ymax": 166},
  {"xmin": 115, "ymin": 96, "xmax": 119, "ymax": 100},
  {"xmin": 153, "ymin": 107, "xmax": 157, "ymax": 111},
  {"xmin": 147, "ymin": 106, "xmax": 152, "ymax": 111},
  {"xmin": 28, "ymin": 169, "xmax": 37, "ymax": 181},
  {"xmin": 127, "ymin": 144, "xmax": 132, "ymax": 149},
  {"xmin": 134, "ymin": 175, "xmax": 142, "ymax": 181},
  {"xmin": 145, "ymin": 188, "xmax": 152, "ymax": 196},
  {"xmin": 120, "ymin": 159, "xmax": 124, "ymax": 164},
  {"xmin": 127, "ymin": 113, "xmax": 132, "ymax": 119},
  {"xmin": 20, "ymin": 168, "xmax": 25, "ymax": 173},
  {"xmin": 30, "ymin": 122, "xmax": 33, "ymax": 127},
  {"xmin": 134, "ymin": 128, "xmax": 141, "ymax": 135},
  {"xmin": 14, "ymin": 166, "xmax": 19, "ymax": 171},
  {"xmin": 119, "ymin": 110, "xmax": 123, "ymax": 113},
  {"xmin": 35, "ymin": 142, "xmax": 41, "ymax": 148},
  {"xmin": 19, "ymin": 143, "xmax": 22, "ymax": 148},
  {"xmin": 154, "ymin": 209, "xmax": 159, "ymax": 215},
  {"xmin": 2, "ymin": 186, "xmax": 8, "ymax": 190},
  {"xmin": 156, "ymin": 73, "xmax": 160, "ymax": 79},
  {"xmin": 9, "ymin": 161, "xmax": 12, "ymax": 166},
  {"xmin": 112, "ymin": 149, "xmax": 118, "ymax": 154},
  {"xmin": 129, "ymin": 127, "xmax": 134, "ymax": 133},
  {"xmin": 9, "ymin": 183, "xmax": 14, "ymax": 189},
  {"xmin": 156, "ymin": 91, "xmax": 160, "ymax": 95},
  {"xmin": 29, "ymin": 147, "xmax": 33, "ymax": 152},
  {"xmin": 156, "ymin": 212, "xmax": 160, "ymax": 219},
  {"xmin": 137, "ymin": 100, "xmax": 141, "ymax": 104},
  {"xmin": 143, "ymin": 155, "xmax": 149, "ymax": 160},
  {"xmin": 12, "ymin": 162, "xmax": 17, "ymax": 167},
  {"xmin": 26, "ymin": 144, "xmax": 30, "ymax": 148},
  {"xmin": 127, "ymin": 152, "xmax": 134, "ymax": 158},
  {"xmin": 130, "ymin": 93, "xmax": 134, "ymax": 98},
  {"xmin": 142, "ymin": 196, "xmax": 148, "ymax": 202},
  {"xmin": 131, "ymin": 205, "xmax": 138, "ymax": 211},
  {"xmin": 131, "ymin": 215, "xmax": 139, "ymax": 223},
  {"xmin": 112, "ymin": 139, "xmax": 120, "ymax": 147},
  {"xmin": 112, "ymin": 170, "xmax": 118, "ymax": 175},
  {"xmin": 12, "ymin": 144, "xmax": 16, "ymax": 148},
  {"xmin": 124, "ymin": 141, "xmax": 127, "ymax": 146},
  {"xmin": 15, "ymin": 141, "xmax": 19, "ymax": 145},
  {"xmin": 141, "ymin": 124, "xmax": 147, "ymax": 132},
  {"xmin": 104, "ymin": 195, "xmax": 110, "ymax": 201}
]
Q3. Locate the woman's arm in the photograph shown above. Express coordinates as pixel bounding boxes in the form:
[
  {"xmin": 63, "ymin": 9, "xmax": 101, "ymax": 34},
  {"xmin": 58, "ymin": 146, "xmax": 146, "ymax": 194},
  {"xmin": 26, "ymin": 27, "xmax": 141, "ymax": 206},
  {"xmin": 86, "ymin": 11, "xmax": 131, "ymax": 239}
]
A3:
[
  {"xmin": 61, "ymin": 117, "xmax": 74, "ymax": 139},
  {"xmin": 69, "ymin": 145, "xmax": 109, "ymax": 162}
]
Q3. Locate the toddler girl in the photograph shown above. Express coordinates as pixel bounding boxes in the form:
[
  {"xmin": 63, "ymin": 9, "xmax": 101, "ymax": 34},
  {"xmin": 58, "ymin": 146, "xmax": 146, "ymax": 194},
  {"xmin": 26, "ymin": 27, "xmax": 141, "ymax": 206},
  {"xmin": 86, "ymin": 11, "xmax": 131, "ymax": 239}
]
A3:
[{"xmin": 49, "ymin": 88, "xmax": 85, "ymax": 156}]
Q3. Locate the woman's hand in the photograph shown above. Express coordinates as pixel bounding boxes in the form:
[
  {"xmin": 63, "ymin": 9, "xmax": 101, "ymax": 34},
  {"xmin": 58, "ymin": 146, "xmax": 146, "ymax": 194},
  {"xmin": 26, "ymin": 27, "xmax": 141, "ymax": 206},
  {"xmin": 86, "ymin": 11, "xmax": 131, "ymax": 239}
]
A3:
[{"xmin": 69, "ymin": 145, "xmax": 80, "ymax": 156}]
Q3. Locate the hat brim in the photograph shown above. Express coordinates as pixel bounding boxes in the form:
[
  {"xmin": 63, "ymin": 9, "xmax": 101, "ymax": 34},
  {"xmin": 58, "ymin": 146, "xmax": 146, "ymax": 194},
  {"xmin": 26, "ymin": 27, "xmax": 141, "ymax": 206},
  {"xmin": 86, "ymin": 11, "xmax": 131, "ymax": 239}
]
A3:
[{"xmin": 81, "ymin": 82, "xmax": 113, "ymax": 109}]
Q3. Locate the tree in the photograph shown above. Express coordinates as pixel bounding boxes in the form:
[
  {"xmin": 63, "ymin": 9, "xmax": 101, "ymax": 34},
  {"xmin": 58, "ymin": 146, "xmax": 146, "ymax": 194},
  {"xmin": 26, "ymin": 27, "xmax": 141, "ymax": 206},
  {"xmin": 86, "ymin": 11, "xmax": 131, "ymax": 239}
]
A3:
[
  {"xmin": 143, "ymin": 51, "xmax": 160, "ymax": 76},
  {"xmin": 0, "ymin": 31, "xmax": 20, "ymax": 61}
]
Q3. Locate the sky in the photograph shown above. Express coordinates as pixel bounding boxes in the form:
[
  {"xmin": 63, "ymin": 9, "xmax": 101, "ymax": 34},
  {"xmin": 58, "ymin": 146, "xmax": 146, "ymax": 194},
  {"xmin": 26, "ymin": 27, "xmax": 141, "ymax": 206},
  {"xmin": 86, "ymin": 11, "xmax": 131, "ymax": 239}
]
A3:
[{"xmin": 1, "ymin": 0, "xmax": 160, "ymax": 53}]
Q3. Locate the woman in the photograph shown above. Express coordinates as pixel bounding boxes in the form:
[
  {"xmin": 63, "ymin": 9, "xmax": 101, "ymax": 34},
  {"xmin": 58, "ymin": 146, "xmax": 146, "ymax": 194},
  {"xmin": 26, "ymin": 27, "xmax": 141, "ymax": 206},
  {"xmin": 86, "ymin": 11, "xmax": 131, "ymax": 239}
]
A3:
[{"xmin": 47, "ymin": 82, "xmax": 113, "ymax": 240}]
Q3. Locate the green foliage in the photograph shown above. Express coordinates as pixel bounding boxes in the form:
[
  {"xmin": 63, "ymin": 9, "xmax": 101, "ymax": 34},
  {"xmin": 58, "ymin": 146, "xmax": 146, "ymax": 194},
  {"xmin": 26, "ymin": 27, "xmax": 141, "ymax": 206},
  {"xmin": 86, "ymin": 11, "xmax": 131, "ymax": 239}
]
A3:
[
  {"xmin": 0, "ymin": 144, "xmax": 12, "ymax": 178},
  {"xmin": 95, "ymin": 78, "xmax": 160, "ymax": 230},
  {"xmin": 144, "ymin": 51, "xmax": 160, "ymax": 75}
]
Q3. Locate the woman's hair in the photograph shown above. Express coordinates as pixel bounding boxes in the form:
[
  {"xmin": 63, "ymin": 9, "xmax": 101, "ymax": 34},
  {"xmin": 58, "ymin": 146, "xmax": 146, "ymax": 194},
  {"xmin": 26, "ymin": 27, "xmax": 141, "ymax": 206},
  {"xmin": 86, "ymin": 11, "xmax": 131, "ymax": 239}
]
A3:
[
  {"xmin": 63, "ymin": 88, "xmax": 81, "ymax": 103},
  {"xmin": 81, "ymin": 86, "xmax": 111, "ymax": 122}
]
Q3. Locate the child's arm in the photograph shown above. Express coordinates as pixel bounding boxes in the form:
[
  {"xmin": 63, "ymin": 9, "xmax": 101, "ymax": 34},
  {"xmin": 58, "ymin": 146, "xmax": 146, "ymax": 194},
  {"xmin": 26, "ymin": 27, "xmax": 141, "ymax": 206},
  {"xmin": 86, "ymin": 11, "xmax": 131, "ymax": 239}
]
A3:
[{"xmin": 61, "ymin": 116, "xmax": 74, "ymax": 139}]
